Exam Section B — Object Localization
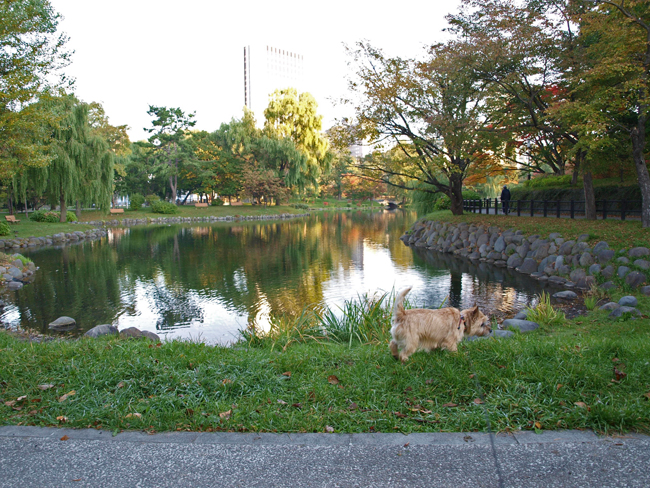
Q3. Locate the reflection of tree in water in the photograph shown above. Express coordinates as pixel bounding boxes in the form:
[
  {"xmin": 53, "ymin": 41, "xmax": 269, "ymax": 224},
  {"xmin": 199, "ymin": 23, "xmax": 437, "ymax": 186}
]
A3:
[
  {"xmin": 411, "ymin": 247, "xmax": 544, "ymax": 314},
  {"xmin": 147, "ymin": 283, "xmax": 204, "ymax": 330}
]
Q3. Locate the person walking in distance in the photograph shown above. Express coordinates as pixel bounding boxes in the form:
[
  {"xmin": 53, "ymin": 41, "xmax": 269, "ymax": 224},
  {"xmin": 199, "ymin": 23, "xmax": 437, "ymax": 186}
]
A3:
[{"xmin": 501, "ymin": 185, "xmax": 511, "ymax": 215}]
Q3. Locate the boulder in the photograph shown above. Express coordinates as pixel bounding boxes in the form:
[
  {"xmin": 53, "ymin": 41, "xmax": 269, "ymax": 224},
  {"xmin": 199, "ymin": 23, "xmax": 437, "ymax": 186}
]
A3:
[
  {"xmin": 552, "ymin": 290, "xmax": 578, "ymax": 300},
  {"xmin": 576, "ymin": 276, "xmax": 596, "ymax": 289},
  {"xmin": 608, "ymin": 306, "xmax": 642, "ymax": 319},
  {"xmin": 141, "ymin": 330, "xmax": 161, "ymax": 342},
  {"xmin": 506, "ymin": 254, "xmax": 523, "ymax": 268},
  {"xmin": 517, "ymin": 258, "xmax": 538, "ymax": 274},
  {"xmin": 597, "ymin": 250, "xmax": 615, "ymax": 264},
  {"xmin": 618, "ymin": 296, "xmax": 638, "ymax": 308},
  {"xmin": 577, "ymin": 234, "xmax": 590, "ymax": 242},
  {"xmin": 84, "ymin": 324, "xmax": 118, "ymax": 338},
  {"xmin": 641, "ymin": 285, "xmax": 650, "ymax": 296},
  {"xmin": 492, "ymin": 330, "xmax": 515, "ymax": 339},
  {"xmin": 579, "ymin": 252, "xmax": 594, "ymax": 267},
  {"xmin": 548, "ymin": 276, "xmax": 567, "ymax": 285},
  {"xmin": 548, "ymin": 232, "xmax": 562, "ymax": 240},
  {"xmin": 119, "ymin": 327, "xmax": 143, "ymax": 339},
  {"xmin": 557, "ymin": 265, "xmax": 571, "ymax": 276},
  {"xmin": 617, "ymin": 257, "xmax": 630, "ymax": 264},
  {"xmin": 634, "ymin": 259, "xmax": 650, "ymax": 270},
  {"xmin": 629, "ymin": 247, "xmax": 650, "ymax": 258},
  {"xmin": 601, "ymin": 265, "xmax": 615, "ymax": 280},
  {"xmin": 569, "ymin": 268, "xmax": 587, "ymax": 283},
  {"xmin": 592, "ymin": 241, "xmax": 609, "ymax": 254},
  {"xmin": 599, "ymin": 281, "xmax": 616, "ymax": 290},
  {"xmin": 559, "ymin": 241, "xmax": 575, "ymax": 255},
  {"xmin": 588, "ymin": 264, "xmax": 601, "ymax": 275},
  {"xmin": 48, "ymin": 316, "xmax": 76, "ymax": 331},
  {"xmin": 6, "ymin": 282, "xmax": 23, "ymax": 291},
  {"xmin": 494, "ymin": 236, "xmax": 506, "ymax": 253},
  {"xmin": 625, "ymin": 271, "xmax": 646, "ymax": 288},
  {"xmin": 617, "ymin": 266, "xmax": 630, "ymax": 279},
  {"xmin": 514, "ymin": 310, "xmax": 529, "ymax": 320},
  {"xmin": 502, "ymin": 319, "xmax": 540, "ymax": 332},
  {"xmin": 599, "ymin": 302, "xmax": 620, "ymax": 311}
]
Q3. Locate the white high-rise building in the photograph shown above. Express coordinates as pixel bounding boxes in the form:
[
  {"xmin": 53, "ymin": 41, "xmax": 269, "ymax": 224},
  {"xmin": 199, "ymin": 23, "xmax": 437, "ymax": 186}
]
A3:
[{"xmin": 244, "ymin": 45, "xmax": 304, "ymax": 125}]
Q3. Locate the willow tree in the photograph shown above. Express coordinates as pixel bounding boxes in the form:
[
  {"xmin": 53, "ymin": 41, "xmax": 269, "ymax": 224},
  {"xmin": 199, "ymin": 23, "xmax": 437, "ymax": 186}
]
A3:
[
  {"xmin": 37, "ymin": 96, "xmax": 113, "ymax": 221},
  {"xmin": 263, "ymin": 88, "xmax": 330, "ymax": 191}
]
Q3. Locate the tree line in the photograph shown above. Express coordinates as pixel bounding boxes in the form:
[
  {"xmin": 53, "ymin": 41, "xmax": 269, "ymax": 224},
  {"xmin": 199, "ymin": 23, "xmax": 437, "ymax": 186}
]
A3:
[{"xmin": 345, "ymin": 0, "xmax": 650, "ymax": 227}]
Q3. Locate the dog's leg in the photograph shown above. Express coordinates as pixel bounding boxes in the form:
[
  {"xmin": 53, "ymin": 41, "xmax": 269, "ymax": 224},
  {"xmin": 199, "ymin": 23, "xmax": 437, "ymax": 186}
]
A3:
[
  {"xmin": 398, "ymin": 343, "xmax": 418, "ymax": 363},
  {"xmin": 389, "ymin": 340, "xmax": 399, "ymax": 360}
]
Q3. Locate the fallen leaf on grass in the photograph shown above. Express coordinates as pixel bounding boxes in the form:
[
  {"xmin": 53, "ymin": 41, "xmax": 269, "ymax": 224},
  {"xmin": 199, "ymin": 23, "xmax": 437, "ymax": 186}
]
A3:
[
  {"xmin": 37, "ymin": 384, "xmax": 54, "ymax": 390},
  {"xmin": 442, "ymin": 403, "xmax": 458, "ymax": 408},
  {"xmin": 282, "ymin": 371, "xmax": 291, "ymax": 377},
  {"xmin": 58, "ymin": 391, "xmax": 76, "ymax": 403},
  {"xmin": 325, "ymin": 426, "xmax": 334, "ymax": 433},
  {"xmin": 60, "ymin": 435, "xmax": 69, "ymax": 441},
  {"xmin": 117, "ymin": 382, "xmax": 125, "ymax": 389},
  {"xmin": 574, "ymin": 402, "xmax": 588, "ymax": 409},
  {"xmin": 644, "ymin": 392, "xmax": 650, "ymax": 400},
  {"xmin": 291, "ymin": 403, "xmax": 302, "ymax": 409},
  {"xmin": 56, "ymin": 416, "xmax": 68, "ymax": 422},
  {"xmin": 535, "ymin": 421, "xmax": 542, "ymax": 429},
  {"xmin": 125, "ymin": 413, "xmax": 142, "ymax": 419},
  {"xmin": 219, "ymin": 410, "xmax": 231, "ymax": 419},
  {"xmin": 613, "ymin": 367, "xmax": 627, "ymax": 381},
  {"xmin": 222, "ymin": 379, "xmax": 232, "ymax": 385},
  {"xmin": 556, "ymin": 384, "xmax": 563, "ymax": 391},
  {"xmin": 425, "ymin": 379, "xmax": 434, "ymax": 384},
  {"xmin": 16, "ymin": 396, "xmax": 27, "ymax": 402},
  {"xmin": 473, "ymin": 398, "xmax": 485, "ymax": 405},
  {"xmin": 469, "ymin": 374, "xmax": 475, "ymax": 379},
  {"xmin": 277, "ymin": 399, "xmax": 287, "ymax": 405},
  {"xmin": 348, "ymin": 402, "xmax": 358, "ymax": 411},
  {"xmin": 327, "ymin": 375, "xmax": 340, "ymax": 385},
  {"xmin": 4, "ymin": 401, "xmax": 16, "ymax": 407},
  {"xmin": 393, "ymin": 412, "xmax": 407, "ymax": 418}
]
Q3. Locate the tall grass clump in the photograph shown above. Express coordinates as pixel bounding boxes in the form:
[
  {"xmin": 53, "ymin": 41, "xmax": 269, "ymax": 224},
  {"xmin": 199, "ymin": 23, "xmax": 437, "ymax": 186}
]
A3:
[{"xmin": 526, "ymin": 291, "xmax": 566, "ymax": 327}]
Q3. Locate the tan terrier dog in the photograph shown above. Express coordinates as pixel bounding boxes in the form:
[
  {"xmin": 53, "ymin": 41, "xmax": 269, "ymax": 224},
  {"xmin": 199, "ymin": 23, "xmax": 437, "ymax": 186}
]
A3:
[{"xmin": 389, "ymin": 287, "xmax": 491, "ymax": 362}]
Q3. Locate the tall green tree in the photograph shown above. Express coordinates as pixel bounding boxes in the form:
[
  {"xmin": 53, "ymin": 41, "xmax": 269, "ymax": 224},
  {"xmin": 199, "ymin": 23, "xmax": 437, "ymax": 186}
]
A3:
[
  {"xmin": 264, "ymin": 88, "xmax": 330, "ymax": 191},
  {"xmin": 557, "ymin": 0, "xmax": 650, "ymax": 226},
  {"xmin": 0, "ymin": 0, "xmax": 71, "ymax": 179},
  {"xmin": 145, "ymin": 106, "xmax": 196, "ymax": 202}
]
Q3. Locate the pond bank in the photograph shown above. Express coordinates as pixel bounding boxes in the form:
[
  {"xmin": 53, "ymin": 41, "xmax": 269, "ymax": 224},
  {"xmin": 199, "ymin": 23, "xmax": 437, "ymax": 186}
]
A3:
[{"xmin": 401, "ymin": 219, "xmax": 650, "ymax": 295}]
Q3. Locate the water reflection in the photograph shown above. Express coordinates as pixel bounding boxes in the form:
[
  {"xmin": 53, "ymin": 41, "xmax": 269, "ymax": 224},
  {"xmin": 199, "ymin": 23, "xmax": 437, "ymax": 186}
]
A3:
[{"xmin": 2, "ymin": 210, "xmax": 544, "ymax": 344}]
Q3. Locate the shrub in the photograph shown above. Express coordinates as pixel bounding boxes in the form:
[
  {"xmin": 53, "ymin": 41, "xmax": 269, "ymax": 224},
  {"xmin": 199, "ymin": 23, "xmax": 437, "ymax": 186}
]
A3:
[
  {"xmin": 291, "ymin": 203, "xmax": 309, "ymax": 210},
  {"xmin": 30, "ymin": 210, "xmax": 77, "ymax": 223},
  {"xmin": 211, "ymin": 198, "xmax": 224, "ymax": 206},
  {"xmin": 0, "ymin": 222, "xmax": 10, "ymax": 236},
  {"xmin": 151, "ymin": 201, "xmax": 178, "ymax": 214},
  {"xmin": 525, "ymin": 292, "xmax": 566, "ymax": 327},
  {"xmin": 145, "ymin": 194, "xmax": 160, "ymax": 206},
  {"xmin": 129, "ymin": 194, "xmax": 145, "ymax": 211}
]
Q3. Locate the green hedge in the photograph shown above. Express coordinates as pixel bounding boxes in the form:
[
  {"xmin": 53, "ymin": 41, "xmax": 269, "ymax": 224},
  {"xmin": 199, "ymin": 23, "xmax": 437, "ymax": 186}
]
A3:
[
  {"xmin": 30, "ymin": 210, "xmax": 78, "ymax": 223},
  {"xmin": 509, "ymin": 184, "xmax": 642, "ymax": 208},
  {"xmin": 151, "ymin": 201, "xmax": 178, "ymax": 214},
  {"xmin": 0, "ymin": 222, "xmax": 10, "ymax": 236}
]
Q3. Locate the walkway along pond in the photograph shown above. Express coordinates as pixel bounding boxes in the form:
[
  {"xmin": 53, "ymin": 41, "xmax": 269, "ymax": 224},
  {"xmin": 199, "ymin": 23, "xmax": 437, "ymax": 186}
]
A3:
[{"xmin": 2, "ymin": 211, "xmax": 547, "ymax": 344}]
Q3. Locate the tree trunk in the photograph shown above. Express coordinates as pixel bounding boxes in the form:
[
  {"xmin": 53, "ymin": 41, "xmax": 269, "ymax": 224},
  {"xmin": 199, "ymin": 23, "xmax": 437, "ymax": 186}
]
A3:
[
  {"xmin": 449, "ymin": 174, "xmax": 464, "ymax": 215},
  {"xmin": 169, "ymin": 175, "xmax": 177, "ymax": 203},
  {"xmin": 8, "ymin": 193, "xmax": 13, "ymax": 216},
  {"xmin": 60, "ymin": 191, "xmax": 67, "ymax": 222},
  {"xmin": 24, "ymin": 195, "xmax": 29, "ymax": 219},
  {"xmin": 631, "ymin": 124, "xmax": 650, "ymax": 227},
  {"xmin": 75, "ymin": 200, "xmax": 81, "ymax": 219},
  {"xmin": 583, "ymin": 171, "xmax": 596, "ymax": 220},
  {"xmin": 571, "ymin": 157, "xmax": 581, "ymax": 186}
]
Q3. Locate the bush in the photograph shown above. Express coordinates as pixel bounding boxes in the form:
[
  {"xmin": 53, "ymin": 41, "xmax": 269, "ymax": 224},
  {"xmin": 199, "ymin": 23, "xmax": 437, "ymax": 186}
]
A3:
[
  {"xmin": 211, "ymin": 198, "xmax": 224, "ymax": 206},
  {"xmin": 30, "ymin": 210, "xmax": 77, "ymax": 223},
  {"xmin": 291, "ymin": 203, "xmax": 309, "ymax": 210},
  {"xmin": 145, "ymin": 194, "xmax": 160, "ymax": 206},
  {"xmin": 151, "ymin": 201, "xmax": 178, "ymax": 214},
  {"xmin": 0, "ymin": 222, "xmax": 10, "ymax": 236},
  {"xmin": 130, "ymin": 194, "xmax": 145, "ymax": 211},
  {"xmin": 412, "ymin": 188, "xmax": 484, "ymax": 215}
]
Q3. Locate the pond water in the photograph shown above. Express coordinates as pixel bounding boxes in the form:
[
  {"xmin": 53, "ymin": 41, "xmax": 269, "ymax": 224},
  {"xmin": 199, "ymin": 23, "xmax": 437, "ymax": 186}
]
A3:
[{"xmin": 2, "ymin": 211, "xmax": 545, "ymax": 344}]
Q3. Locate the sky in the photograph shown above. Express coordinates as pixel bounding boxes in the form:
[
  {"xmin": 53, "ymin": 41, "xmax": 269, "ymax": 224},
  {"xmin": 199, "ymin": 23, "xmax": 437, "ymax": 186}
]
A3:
[{"xmin": 49, "ymin": 0, "xmax": 461, "ymax": 142}]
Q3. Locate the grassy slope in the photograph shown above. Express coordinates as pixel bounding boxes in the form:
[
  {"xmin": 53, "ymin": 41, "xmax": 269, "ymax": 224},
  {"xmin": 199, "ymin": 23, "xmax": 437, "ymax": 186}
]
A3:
[{"xmin": 1, "ymin": 291, "xmax": 648, "ymax": 435}]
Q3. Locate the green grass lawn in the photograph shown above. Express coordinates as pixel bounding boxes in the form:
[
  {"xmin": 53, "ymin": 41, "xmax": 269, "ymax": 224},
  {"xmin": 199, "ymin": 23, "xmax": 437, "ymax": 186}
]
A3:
[
  {"xmin": 420, "ymin": 210, "xmax": 649, "ymax": 250},
  {"xmin": 1, "ymin": 291, "xmax": 648, "ymax": 435}
]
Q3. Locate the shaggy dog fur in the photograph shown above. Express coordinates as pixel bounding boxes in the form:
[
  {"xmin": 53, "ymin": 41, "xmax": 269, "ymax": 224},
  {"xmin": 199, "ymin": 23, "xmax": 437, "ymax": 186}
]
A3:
[{"xmin": 389, "ymin": 287, "xmax": 492, "ymax": 362}]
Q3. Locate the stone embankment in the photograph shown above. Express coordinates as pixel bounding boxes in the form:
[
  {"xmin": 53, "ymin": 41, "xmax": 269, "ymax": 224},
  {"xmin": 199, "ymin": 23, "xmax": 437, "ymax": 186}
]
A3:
[
  {"xmin": 0, "ymin": 256, "xmax": 36, "ymax": 291},
  {"xmin": 401, "ymin": 220, "xmax": 650, "ymax": 295},
  {"xmin": 0, "ymin": 229, "xmax": 108, "ymax": 250}
]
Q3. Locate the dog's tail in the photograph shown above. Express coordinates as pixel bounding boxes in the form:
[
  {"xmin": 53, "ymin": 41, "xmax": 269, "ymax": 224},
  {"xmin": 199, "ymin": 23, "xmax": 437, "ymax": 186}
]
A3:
[{"xmin": 393, "ymin": 286, "xmax": 412, "ymax": 322}]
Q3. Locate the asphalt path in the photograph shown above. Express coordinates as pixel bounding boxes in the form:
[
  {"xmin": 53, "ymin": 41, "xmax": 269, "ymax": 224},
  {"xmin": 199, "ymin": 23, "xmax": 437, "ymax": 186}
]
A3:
[{"xmin": 0, "ymin": 426, "xmax": 648, "ymax": 487}]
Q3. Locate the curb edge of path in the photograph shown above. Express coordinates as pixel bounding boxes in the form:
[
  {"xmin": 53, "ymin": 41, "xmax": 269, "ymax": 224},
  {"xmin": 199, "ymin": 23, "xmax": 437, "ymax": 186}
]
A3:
[{"xmin": 0, "ymin": 426, "xmax": 646, "ymax": 447}]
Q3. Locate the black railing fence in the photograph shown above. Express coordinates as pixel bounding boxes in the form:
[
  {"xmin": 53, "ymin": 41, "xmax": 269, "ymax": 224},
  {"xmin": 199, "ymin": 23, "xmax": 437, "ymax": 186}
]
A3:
[{"xmin": 463, "ymin": 198, "xmax": 642, "ymax": 220}]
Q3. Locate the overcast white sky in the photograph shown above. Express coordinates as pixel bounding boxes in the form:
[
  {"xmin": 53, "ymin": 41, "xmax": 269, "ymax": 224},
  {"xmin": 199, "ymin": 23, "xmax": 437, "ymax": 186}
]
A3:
[{"xmin": 49, "ymin": 0, "xmax": 460, "ymax": 142}]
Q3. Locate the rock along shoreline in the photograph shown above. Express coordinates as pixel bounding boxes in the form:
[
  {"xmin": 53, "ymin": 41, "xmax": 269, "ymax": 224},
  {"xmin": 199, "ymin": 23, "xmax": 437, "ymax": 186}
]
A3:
[{"xmin": 401, "ymin": 219, "xmax": 650, "ymax": 295}]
